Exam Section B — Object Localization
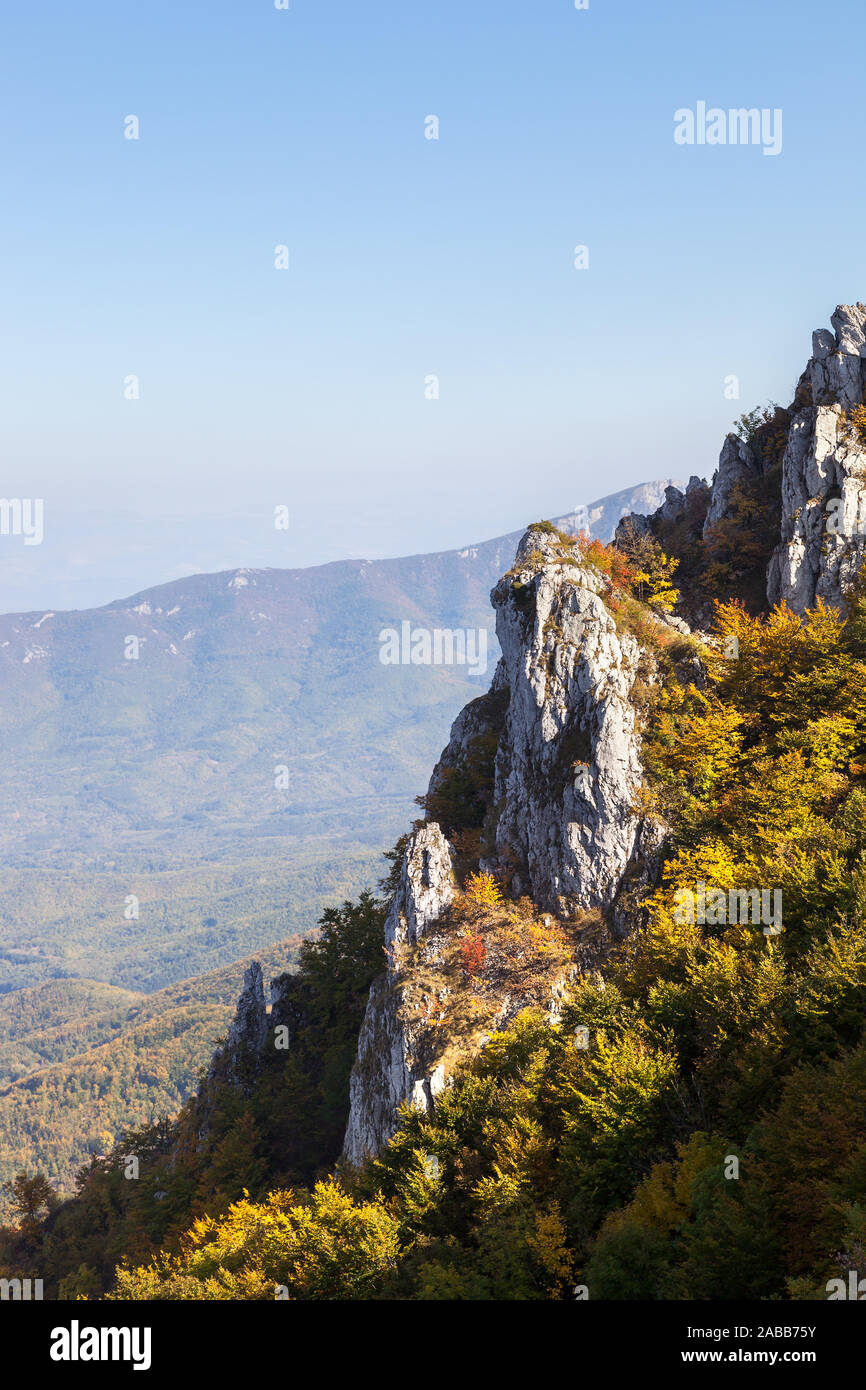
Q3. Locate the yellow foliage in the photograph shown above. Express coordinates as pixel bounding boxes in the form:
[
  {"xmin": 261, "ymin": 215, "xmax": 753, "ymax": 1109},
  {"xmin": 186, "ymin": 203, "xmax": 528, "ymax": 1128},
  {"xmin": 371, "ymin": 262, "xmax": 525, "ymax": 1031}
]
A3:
[
  {"xmin": 599, "ymin": 1133, "xmax": 724, "ymax": 1238},
  {"xmin": 464, "ymin": 871, "xmax": 503, "ymax": 907},
  {"xmin": 109, "ymin": 1182, "xmax": 402, "ymax": 1301},
  {"xmin": 526, "ymin": 1203, "xmax": 573, "ymax": 1289}
]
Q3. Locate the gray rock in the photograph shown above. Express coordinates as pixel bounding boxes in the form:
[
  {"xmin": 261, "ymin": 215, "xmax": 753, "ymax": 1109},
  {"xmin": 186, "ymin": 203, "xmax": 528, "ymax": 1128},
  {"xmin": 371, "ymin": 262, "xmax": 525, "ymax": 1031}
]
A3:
[
  {"xmin": 489, "ymin": 550, "xmax": 643, "ymax": 913},
  {"xmin": 202, "ymin": 961, "xmax": 271, "ymax": 1113},
  {"xmin": 342, "ymin": 528, "xmax": 656, "ymax": 1163},
  {"xmin": 386, "ymin": 822, "xmax": 457, "ymax": 957},
  {"xmin": 658, "ymin": 485, "xmax": 686, "ymax": 523},
  {"xmin": 342, "ymin": 823, "xmax": 456, "ymax": 1166},
  {"xmin": 341, "ymin": 295, "xmax": 866, "ymax": 1165},
  {"xmin": 813, "ymin": 328, "xmax": 836, "ymax": 358},
  {"xmin": 226, "ymin": 962, "xmax": 269, "ymax": 1055},
  {"xmin": 810, "ymin": 350, "xmax": 863, "ymax": 411},
  {"xmin": 703, "ymin": 434, "xmax": 759, "ymax": 534},
  {"xmin": 768, "ymin": 304, "xmax": 866, "ymax": 610},
  {"xmin": 831, "ymin": 303, "xmax": 866, "ymax": 357},
  {"xmin": 619, "ymin": 302, "xmax": 866, "ymax": 615}
]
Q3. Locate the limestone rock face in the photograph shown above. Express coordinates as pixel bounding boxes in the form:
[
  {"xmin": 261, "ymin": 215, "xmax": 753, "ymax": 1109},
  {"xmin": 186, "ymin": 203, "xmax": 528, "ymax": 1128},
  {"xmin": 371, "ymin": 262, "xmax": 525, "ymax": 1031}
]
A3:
[
  {"xmin": 342, "ymin": 526, "xmax": 655, "ymax": 1164},
  {"xmin": 617, "ymin": 305, "xmax": 866, "ymax": 616},
  {"xmin": 342, "ymin": 823, "xmax": 456, "ymax": 1166},
  {"xmin": 385, "ymin": 822, "xmax": 458, "ymax": 958},
  {"xmin": 225, "ymin": 962, "xmax": 269, "ymax": 1056},
  {"xmin": 704, "ymin": 436, "xmax": 760, "ymax": 534},
  {"xmin": 765, "ymin": 304, "xmax": 866, "ymax": 611},
  {"xmin": 767, "ymin": 399, "xmax": 866, "ymax": 612},
  {"xmin": 487, "ymin": 530, "xmax": 644, "ymax": 913},
  {"xmin": 202, "ymin": 962, "xmax": 271, "ymax": 1117}
]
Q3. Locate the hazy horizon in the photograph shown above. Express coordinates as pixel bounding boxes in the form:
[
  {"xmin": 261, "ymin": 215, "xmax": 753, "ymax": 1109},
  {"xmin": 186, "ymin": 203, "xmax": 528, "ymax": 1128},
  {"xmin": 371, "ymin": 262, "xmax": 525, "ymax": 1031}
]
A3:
[{"xmin": 0, "ymin": 478, "xmax": 682, "ymax": 616}]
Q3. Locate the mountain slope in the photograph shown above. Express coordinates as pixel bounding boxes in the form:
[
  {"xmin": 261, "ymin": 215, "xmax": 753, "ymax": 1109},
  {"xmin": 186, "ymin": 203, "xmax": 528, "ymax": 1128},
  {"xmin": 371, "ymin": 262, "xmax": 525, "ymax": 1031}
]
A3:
[
  {"xmin": 16, "ymin": 302, "xmax": 864, "ymax": 1304},
  {"xmin": 0, "ymin": 939, "xmax": 298, "ymax": 1196},
  {"xmin": 0, "ymin": 483, "xmax": 675, "ymax": 1195},
  {"xmin": 0, "ymin": 980, "xmax": 145, "ymax": 1086}
]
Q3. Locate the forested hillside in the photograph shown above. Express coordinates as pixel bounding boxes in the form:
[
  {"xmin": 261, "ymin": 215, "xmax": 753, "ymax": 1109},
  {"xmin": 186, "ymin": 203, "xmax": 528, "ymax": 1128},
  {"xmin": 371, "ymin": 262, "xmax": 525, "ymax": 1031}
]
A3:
[
  {"xmin": 0, "ymin": 486, "xmax": 668, "ymax": 1204},
  {"xmin": 8, "ymin": 511, "xmax": 866, "ymax": 1300},
  {"xmin": 7, "ymin": 305, "xmax": 866, "ymax": 1302},
  {"xmin": 0, "ymin": 941, "xmax": 299, "ymax": 1201}
]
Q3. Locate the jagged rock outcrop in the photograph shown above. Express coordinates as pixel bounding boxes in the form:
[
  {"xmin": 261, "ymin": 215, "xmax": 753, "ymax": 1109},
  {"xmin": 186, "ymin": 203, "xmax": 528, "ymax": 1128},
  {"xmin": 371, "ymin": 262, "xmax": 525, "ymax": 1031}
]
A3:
[
  {"xmin": 341, "ymin": 301, "xmax": 866, "ymax": 1168},
  {"xmin": 220, "ymin": 301, "xmax": 866, "ymax": 1180},
  {"xmin": 613, "ymin": 306, "xmax": 866, "ymax": 617},
  {"xmin": 205, "ymin": 963, "xmax": 269, "ymax": 1090},
  {"xmin": 385, "ymin": 822, "xmax": 457, "ymax": 956},
  {"xmin": 610, "ymin": 816, "xmax": 668, "ymax": 935},
  {"xmin": 615, "ymin": 476, "xmax": 710, "ymax": 546},
  {"xmin": 197, "ymin": 962, "xmax": 271, "ymax": 1138},
  {"xmin": 485, "ymin": 525, "xmax": 645, "ymax": 913},
  {"xmin": 343, "ymin": 823, "xmax": 456, "ymax": 1166},
  {"xmin": 225, "ymin": 962, "xmax": 269, "ymax": 1055},
  {"xmin": 342, "ymin": 524, "xmax": 661, "ymax": 1163},
  {"xmin": 703, "ymin": 439, "xmax": 759, "ymax": 533},
  {"xmin": 767, "ymin": 305, "xmax": 866, "ymax": 611}
]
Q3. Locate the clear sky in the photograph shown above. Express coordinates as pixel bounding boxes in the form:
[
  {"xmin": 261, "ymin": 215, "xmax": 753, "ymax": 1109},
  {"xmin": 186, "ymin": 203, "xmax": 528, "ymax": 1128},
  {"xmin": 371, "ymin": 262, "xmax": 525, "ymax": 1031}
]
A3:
[{"xmin": 2, "ymin": 0, "xmax": 865, "ymax": 611}]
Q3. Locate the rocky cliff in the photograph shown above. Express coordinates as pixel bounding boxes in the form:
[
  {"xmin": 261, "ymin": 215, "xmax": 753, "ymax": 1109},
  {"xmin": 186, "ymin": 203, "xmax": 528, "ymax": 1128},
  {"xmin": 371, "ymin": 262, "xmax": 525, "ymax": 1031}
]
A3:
[
  {"xmin": 221, "ymin": 302, "xmax": 866, "ymax": 1174},
  {"xmin": 340, "ymin": 301, "xmax": 866, "ymax": 1166},
  {"xmin": 185, "ymin": 514, "xmax": 680, "ymax": 1170},
  {"xmin": 767, "ymin": 305, "xmax": 866, "ymax": 611},
  {"xmin": 485, "ymin": 525, "xmax": 644, "ymax": 913},
  {"xmin": 341, "ymin": 524, "xmax": 662, "ymax": 1164},
  {"xmin": 342, "ymin": 824, "xmax": 456, "ymax": 1165},
  {"xmin": 626, "ymin": 303, "xmax": 866, "ymax": 618}
]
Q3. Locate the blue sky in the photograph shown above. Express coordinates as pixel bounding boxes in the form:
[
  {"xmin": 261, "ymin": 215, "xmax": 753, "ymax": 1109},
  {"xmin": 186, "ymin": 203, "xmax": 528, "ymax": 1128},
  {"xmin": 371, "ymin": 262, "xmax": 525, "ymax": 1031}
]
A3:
[{"xmin": 2, "ymin": 0, "xmax": 865, "ymax": 610}]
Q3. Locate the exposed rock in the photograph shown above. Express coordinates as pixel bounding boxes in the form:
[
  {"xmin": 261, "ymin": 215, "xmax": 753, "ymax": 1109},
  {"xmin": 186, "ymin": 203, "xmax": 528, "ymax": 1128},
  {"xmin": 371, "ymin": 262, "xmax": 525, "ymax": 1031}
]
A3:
[
  {"xmin": 225, "ymin": 962, "xmax": 269, "ymax": 1056},
  {"xmin": 614, "ymin": 512, "xmax": 651, "ymax": 546},
  {"xmin": 657, "ymin": 484, "xmax": 688, "ymax": 525},
  {"xmin": 768, "ymin": 305, "xmax": 866, "ymax": 611},
  {"xmin": 703, "ymin": 435, "xmax": 760, "ymax": 534},
  {"xmin": 610, "ymin": 816, "xmax": 668, "ymax": 935},
  {"xmin": 269, "ymin": 969, "xmax": 305, "ymax": 1045},
  {"xmin": 813, "ymin": 328, "xmax": 836, "ymax": 358},
  {"xmin": 553, "ymin": 480, "xmax": 683, "ymax": 545},
  {"xmin": 200, "ymin": 962, "xmax": 271, "ymax": 1127},
  {"xmin": 831, "ymin": 303, "xmax": 866, "ymax": 359},
  {"xmin": 342, "ymin": 973, "xmax": 418, "ymax": 1168},
  {"xmin": 342, "ymin": 823, "xmax": 456, "ymax": 1166},
  {"xmin": 342, "ymin": 526, "xmax": 659, "ymax": 1164},
  {"xmin": 614, "ymin": 476, "xmax": 710, "ymax": 561},
  {"xmin": 614, "ymin": 305, "xmax": 866, "ymax": 616},
  {"xmin": 340, "ymin": 302, "xmax": 866, "ymax": 1167},
  {"xmin": 488, "ymin": 541, "xmax": 644, "ymax": 914},
  {"xmin": 385, "ymin": 822, "xmax": 457, "ymax": 958}
]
